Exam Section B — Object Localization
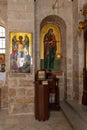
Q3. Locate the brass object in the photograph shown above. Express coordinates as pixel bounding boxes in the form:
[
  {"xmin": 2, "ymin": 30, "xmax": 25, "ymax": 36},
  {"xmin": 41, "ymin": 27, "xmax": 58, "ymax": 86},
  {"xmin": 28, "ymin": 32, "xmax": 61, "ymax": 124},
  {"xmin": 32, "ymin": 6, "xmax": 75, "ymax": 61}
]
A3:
[
  {"xmin": 56, "ymin": 53, "xmax": 62, "ymax": 59},
  {"xmin": 83, "ymin": 3, "xmax": 87, "ymax": 17},
  {"xmin": 78, "ymin": 3, "xmax": 87, "ymax": 30},
  {"xmin": 78, "ymin": 21, "xmax": 87, "ymax": 31}
]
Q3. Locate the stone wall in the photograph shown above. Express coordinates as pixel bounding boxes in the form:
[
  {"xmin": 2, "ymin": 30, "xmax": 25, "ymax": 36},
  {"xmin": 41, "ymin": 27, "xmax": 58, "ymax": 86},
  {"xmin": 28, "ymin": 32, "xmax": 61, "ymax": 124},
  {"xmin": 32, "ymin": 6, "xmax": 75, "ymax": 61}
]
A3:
[
  {"xmin": 72, "ymin": 0, "xmax": 79, "ymax": 101},
  {"xmin": 7, "ymin": 0, "xmax": 35, "ymax": 114},
  {"xmin": 35, "ymin": 0, "xmax": 74, "ymax": 100},
  {"xmin": 8, "ymin": 73, "xmax": 34, "ymax": 114},
  {"xmin": 0, "ymin": 80, "xmax": 8, "ymax": 108},
  {"xmin": 1, "ymin": 84, "xmax": 8, "ymax": 108}
]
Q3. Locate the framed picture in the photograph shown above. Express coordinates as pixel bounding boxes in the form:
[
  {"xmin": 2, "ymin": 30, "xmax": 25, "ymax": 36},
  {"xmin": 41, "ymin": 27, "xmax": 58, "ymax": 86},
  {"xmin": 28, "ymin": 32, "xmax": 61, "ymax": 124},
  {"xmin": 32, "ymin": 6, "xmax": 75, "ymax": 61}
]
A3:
[
  {"xmin": 37, "ymin": 69, "xmax": 46, "ymax": 81},
  {"xmin": 0, "ymin": 54, "xmax": 5, "ymax": 72},
  {"xmin": 10, "ymin": 32, "xmax": 32, "ymax": 73},
  {"xmin": 40, "ymin": 23, "xmax": 61, "ymax": 71}
]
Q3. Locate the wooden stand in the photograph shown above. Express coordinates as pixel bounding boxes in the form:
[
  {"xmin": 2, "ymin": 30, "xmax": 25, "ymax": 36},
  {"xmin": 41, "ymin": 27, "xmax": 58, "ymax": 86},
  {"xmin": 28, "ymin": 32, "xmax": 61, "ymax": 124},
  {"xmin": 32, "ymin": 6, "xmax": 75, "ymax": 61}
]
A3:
[
  {"xmin": 47, "ymin": 72, "xmax": 60, "ymax": 110},
  {"xmin": 82, "ymin": 30, "xmax": 87, "ymax": 105},
  {"xmin": 34, "ymin": 70, "xmax": 60, "ymax": 121},
  {"xmin": 82, "ymin": 69, "xmax": 87, "ymax": 105},
  {"xmin": 35, "ymin": 81, "xmax": 49, "ymax": 121},
  {"xmin": 0, "ymin": 88, "xmax": 1, "ymax": 108}
]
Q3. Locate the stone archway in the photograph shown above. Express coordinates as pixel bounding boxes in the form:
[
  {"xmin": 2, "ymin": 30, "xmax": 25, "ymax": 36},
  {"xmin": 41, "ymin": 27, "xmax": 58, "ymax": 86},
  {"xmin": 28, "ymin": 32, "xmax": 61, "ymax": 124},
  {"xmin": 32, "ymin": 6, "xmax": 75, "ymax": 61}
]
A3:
[{"xmin": 40, "ymin": 15, "xmax": 67, "ymax": 100}]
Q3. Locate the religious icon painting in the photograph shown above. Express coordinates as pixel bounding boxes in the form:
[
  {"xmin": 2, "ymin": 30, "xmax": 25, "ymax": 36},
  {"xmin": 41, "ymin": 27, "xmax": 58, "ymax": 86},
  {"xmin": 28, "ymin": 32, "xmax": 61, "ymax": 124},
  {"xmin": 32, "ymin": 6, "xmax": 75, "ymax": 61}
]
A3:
[
  {"xmin": 0, "ymin": 54, "xmax": 5, "ymax": 72},
  {"xmin": 10, "ymin": 32, "xmax": 32, "ymax": 73},
  {"xmin": 40, "ymin": 23, "xmax": 61, "ymax": 72},
  {"xmin": 37, "ymin": 69, "xmax": 46, "ymax": 81}
]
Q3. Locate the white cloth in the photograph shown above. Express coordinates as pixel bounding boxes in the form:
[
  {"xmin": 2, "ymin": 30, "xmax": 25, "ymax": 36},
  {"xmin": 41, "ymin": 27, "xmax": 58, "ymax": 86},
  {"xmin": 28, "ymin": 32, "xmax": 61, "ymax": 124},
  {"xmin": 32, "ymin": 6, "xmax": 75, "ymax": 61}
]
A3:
[{"xmin": 0, "ymin": 72, "xmax": 6, "ymax": 86}]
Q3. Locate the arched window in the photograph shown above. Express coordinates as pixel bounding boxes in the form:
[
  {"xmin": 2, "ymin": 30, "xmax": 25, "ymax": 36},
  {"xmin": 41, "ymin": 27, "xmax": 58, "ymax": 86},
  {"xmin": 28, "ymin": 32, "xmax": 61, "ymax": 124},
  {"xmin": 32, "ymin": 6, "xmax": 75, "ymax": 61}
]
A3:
[{"xmin": 0, "ymin": 26, "xmax": 5, "ymax": 54}]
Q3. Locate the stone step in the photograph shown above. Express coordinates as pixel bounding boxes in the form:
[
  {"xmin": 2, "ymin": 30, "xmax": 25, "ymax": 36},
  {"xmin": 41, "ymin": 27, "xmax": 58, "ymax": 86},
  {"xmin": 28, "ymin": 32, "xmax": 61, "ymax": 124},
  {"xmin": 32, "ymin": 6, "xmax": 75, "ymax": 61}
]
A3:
[
  {"xmin": 66, "ymin": 100, "xmax": 87, "ymax": 123},
  {"xmin": 60, "ymin": 101, "xmax": 87, "ymax": 130}
]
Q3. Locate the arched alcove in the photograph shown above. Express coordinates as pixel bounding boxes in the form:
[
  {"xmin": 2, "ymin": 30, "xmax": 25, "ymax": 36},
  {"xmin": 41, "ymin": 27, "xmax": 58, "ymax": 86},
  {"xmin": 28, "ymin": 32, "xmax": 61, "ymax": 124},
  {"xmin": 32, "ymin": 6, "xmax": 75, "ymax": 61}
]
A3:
[
  {"xmin": 40, "ymin": 15, "xmax": 66, "ymax": 73},
  {"xmin": 40, "ymin": 15, "xmax": 67, "ymax": 100}
]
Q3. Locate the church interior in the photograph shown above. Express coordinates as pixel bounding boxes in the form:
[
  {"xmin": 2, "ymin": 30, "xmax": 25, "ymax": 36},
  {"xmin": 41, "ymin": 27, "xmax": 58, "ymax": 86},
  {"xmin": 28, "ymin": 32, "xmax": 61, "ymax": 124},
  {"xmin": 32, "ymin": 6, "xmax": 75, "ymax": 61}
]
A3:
[{"xmin": 0, "ymin": 0, "xmax": 87, "ymax": 130}]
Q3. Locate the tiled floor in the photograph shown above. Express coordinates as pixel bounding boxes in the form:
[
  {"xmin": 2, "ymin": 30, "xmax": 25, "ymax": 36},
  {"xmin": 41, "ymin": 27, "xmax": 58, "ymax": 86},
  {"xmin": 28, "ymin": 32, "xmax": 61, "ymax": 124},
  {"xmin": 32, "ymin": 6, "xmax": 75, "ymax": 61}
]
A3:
[
  {"xmin": 0, "ymin": 109, "xmax": 73, "ymax": 130},
  {"xmin": 0, "ymin": 110, "xmax": 73, "ymax": 130}
]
